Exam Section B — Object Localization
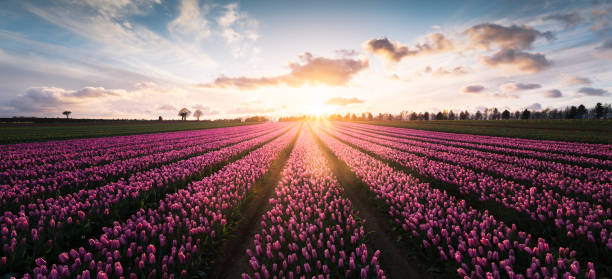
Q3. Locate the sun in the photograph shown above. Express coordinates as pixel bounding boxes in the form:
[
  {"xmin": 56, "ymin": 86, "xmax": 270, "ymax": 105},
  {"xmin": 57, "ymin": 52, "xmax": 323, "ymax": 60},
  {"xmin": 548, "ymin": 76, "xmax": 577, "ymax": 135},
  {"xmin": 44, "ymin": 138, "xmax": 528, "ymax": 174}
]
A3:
[{"xmin": 307, "ymin": 104, "xmax": 331, "ymax": 116}]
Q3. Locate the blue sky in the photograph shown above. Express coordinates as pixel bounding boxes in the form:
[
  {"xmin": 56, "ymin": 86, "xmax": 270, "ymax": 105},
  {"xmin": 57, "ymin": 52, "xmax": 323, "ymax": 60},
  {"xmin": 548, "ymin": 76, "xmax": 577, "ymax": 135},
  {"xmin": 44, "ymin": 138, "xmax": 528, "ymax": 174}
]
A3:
[{"xmin": 0, "ymin": 0, "xmax": 610, "ymax": 119}]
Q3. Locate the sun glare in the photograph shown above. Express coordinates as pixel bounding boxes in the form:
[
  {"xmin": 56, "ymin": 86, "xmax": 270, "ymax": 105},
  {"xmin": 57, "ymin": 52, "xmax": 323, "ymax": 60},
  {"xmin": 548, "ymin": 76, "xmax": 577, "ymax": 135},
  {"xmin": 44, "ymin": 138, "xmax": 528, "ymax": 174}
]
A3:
[{"xmin": 307, "ymin": 104, "xmax": 330, "ymax": 116}]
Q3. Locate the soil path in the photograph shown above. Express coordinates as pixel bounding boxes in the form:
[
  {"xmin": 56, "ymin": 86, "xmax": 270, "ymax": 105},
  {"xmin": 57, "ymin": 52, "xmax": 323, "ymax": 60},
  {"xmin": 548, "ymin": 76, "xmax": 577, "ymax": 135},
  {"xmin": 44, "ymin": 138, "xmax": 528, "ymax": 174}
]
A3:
[
  {"xmin": 206, "ymin": 126, "xmax": 301, "ymax": 279},
  {"xmin": 311, "ymin": 125, "xmax": 434, "ymax": 279}
]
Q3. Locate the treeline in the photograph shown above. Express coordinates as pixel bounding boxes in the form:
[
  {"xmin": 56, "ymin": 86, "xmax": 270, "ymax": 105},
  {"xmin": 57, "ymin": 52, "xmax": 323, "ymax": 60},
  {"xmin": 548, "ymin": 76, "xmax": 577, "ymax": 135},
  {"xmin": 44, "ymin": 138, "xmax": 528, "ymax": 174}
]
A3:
[
  {"xmin": 323, "ymin": 102, "xmax": 612, "ymax": 121},
  {"xmin": 3, "ymin": 116, "xmax": 270, "ymax": 124}
]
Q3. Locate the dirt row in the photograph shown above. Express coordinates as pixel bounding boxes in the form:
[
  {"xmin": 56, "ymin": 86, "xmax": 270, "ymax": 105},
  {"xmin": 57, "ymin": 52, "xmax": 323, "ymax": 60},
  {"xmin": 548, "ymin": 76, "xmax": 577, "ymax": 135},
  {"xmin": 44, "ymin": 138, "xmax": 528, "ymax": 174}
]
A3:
[{"xmin": 205, "ymin": 125, "xmax": 433, "ymax": 278}]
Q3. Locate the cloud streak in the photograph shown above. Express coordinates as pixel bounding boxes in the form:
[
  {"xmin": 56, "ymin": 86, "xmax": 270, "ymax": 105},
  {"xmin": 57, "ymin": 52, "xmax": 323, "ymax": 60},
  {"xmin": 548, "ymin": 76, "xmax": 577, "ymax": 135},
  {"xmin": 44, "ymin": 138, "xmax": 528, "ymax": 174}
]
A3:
[
  {"xmin": 198, "ymin": 52, "xmax": 369, "ymax": 90},
  {"xmin": 544, "ymin": 89, "xmax": 563, "ymax": 98},
  {"xmin": 325, "ymin": 97, "xmax": 365, "ymax": 106},
  {"xmin": 461, "ymin": 85, "xmax": 485, "ymax": 93},
  {"xmin": 426, "ymin": 66, "xmax": 471, "ymax": 77},
  {"xmin": 562, "ymin": 75, "xmax": 592, "ymax": 86},
  {"xmin": 544, "ymin": 12, "xmax": 582, "ymax": 29},
  {"xmin": 5, "ymin": 86, "xmax": 125, "ymax": 113},
  {"xmin": 577, "ymin": 87, "xmax": 610, "ymax": 96},
  {"xmin": 500, "ymin": 82, "xmax": 541, "ymax": 92}
]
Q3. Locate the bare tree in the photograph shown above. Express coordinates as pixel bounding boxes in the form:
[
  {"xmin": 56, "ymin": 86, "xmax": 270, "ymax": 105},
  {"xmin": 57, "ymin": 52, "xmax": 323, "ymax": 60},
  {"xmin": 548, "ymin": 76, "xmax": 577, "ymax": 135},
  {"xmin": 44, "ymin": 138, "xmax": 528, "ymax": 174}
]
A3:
[
  {"xmin": 62, "ymin": 111, "xmax": 71, "ymax": 119},
  {"xmin": 193, "ymin": 109, "xmax": 203, "ymax": 121},
  {"xmin": 178, "ymin": 108, "xmax": 191, "ymax": 120}
]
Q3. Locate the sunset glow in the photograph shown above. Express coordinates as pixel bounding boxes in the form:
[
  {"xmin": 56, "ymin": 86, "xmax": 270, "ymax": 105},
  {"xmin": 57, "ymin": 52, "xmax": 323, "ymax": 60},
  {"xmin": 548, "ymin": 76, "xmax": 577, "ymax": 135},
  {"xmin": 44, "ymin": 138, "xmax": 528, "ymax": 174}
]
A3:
[{"xmin": 0, "ymin": 0, "xmax": 610, "ymax": 119}]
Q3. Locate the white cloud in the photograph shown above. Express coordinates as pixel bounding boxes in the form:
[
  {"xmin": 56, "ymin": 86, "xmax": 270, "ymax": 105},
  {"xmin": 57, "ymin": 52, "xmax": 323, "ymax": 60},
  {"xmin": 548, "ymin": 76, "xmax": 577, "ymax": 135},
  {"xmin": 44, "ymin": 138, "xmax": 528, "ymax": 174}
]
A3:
[
  {"xmin": 5, "ymin": 86, "xmax": 126, "ymax": 113},
  {"xmin": 22, "ymin": 0, "xmax": 216, "ymax": 84},
  {"xmin": 216, "ymin": 2, "xmax": 259, "ymax": 57},
  {"xmin": 168, "ymin": 0, "xmax": 211, "ymax": 42}
]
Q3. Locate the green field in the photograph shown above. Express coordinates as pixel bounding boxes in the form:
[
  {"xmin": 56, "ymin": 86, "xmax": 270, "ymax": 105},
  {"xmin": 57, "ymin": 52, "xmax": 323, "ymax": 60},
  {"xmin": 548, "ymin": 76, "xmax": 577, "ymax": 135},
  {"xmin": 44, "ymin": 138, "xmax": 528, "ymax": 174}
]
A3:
[
  {"xmin": 354, "ymin": 119, "xmax": 612, "ymax": 144},
  {"xmin": 0, "ymin": 121, "xmax": 260, "ymax": 144}
]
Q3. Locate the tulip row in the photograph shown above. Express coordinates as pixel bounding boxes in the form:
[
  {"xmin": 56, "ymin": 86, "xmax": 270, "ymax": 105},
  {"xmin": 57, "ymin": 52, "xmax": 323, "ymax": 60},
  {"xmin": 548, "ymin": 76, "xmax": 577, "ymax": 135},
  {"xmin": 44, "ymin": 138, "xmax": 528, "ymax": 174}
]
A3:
[
  {"xmin": 0, "ymin": 124, "xmax": 295, "ymax": 274},
  {"xmin": 0, "ymin": 126, "xmax": 223, "ymax": 163},
  {"xmin": 341, "ymin": 123, "xmax": 612, "ymax": 166},
  {"xmin": 242, "ymin": 128, "xmax": 384, "ymax": 279},
  {"xmin": 0, "ymin": 124, "xmax": 273, "ymax": 183},
  {"xmin": 338, "ymin": 124, "xmax": 611, "ymax": 184},
  {"xmin": 323, "ymin": 127, "xmax": 612, "ymax": 252},
  {"xmin": 333, "ymin": 126, "xmax": 611, "ymax": 204},
  {"xmin": 20, "ymin": 124, "xmax": 300, "ymax": 279},
  {"xmin": 314, "ymin": 128, "xmax": 597, "ymax": 279},
  {"xmin": 0, "ymin": 125, "xmax": 280, "ymax": 208}
]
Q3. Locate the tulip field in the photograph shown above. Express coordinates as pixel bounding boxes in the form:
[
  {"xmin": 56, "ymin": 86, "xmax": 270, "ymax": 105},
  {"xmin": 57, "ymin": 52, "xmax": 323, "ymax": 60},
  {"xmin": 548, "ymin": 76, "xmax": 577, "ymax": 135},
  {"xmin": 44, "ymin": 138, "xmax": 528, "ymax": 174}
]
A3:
[{"xmin": 0, "ymin": 121, "xmax": 610, "ymax": 278}]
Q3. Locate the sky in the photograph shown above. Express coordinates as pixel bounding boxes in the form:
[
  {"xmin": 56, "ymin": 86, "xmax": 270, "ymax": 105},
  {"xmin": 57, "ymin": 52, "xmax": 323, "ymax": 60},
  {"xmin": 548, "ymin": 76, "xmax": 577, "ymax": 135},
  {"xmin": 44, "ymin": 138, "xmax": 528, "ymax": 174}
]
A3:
[{"xmin": 0, "ymin": 0, "xmax": 611, "ymax": 119}]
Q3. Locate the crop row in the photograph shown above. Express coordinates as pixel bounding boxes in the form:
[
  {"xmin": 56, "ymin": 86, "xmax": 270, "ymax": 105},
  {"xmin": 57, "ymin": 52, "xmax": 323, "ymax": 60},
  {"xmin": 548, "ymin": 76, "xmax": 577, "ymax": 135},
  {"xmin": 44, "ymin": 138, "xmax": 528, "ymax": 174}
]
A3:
[
  {"xmin": 0, "ymin": 124, "xmax": 294, "ymax": 274},
  {"xmin": 243, "ymin": 128, "xmax": 383, "ymax": 279},
  {"xmin": 334, "ymin": 125, "xmax": 611, "ymax": 204},
  {"xmin": 324, "ymin": 126, "xmax": 611, "ymax": 253},
  {"xmin": 21, "ymin": 124, "xmax": 300, "ymax": 279},
  {"xmin": 314, "ymin": 127, "xmax": 597, "ymax": 279},
  {"xmin": 0, "ymin": 125, "xmax": 279, "ymax": 207},
  {"xmin": 342, "ymin": 123, "xmax": 612, "ymax": 166},
  {"xmin": 0, "ymin": 125, "xmax": 247, "ymax": 162},
  {"xmin": 0, "ymin": 124, "xmax": 273, "ymax": 181}
]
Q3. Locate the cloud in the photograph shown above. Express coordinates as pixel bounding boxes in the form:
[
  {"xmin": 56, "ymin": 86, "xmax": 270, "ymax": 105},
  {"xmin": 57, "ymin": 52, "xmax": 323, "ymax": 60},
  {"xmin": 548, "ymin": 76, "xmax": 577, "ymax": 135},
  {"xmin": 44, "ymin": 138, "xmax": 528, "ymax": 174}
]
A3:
[
  {"xmin": 5, "ymin": 86, "xmax": 124, "ymax": 113},
  {"xmin": 590, "ymin": 9, "xmax": 611, "ymax": 33},
  {"xmin": 22, "ymin": 0, "xmax": 217, "ymax": 84},
  {"xmin": 364, "ymin": 33, "xmax": 453, "ymax": 62},
  {"xmin": 561, "ymin": 75, "xmax": 592, "ymax": 85},
  {"xmin": 491, "ymin": 92, "xmax": 519, "ymax": 99},
  {"xmin": 461, "ymin": 85, "xmax": 485, "ymax": 93},
  {"xmin": 598, "ymin": 39, "xmax": 612, "ymax": 49},
  {"xmin": 134, "ymin": 82, "xmax": 159, "ymax": 90},
  {"xmin": 228, "ymin": 106, "xmax": 276, "ymax": 114},
  {"xmin": 465, "ymin": 23, "xmax": 554, "ymax": 50},
  {"xmin": 428, "ymin": 66, "xmax": 471, "ymax": 77},
  {"xmin": 59, "ymin": 0, "xmax": 160, "ymax": 18},
  {"xmin": 482, "ymin": 48, "xmax": 551, "ymax": 73},
  {"xmin": 168, "ymin": 0, "xmax": 211, "ymax": 42},
  {"xmin": 577, "ymin": 87, "xmax": 610, "ymax": 96},
  {"xmin": 216, "ymin": 2, "xmax": 259, "ymax": 51},
  {"xmin": 525, "ymin": 103, "xmax": 542, "ymax": 110},
  {"xmin": 595, "ymin": 39, "xmax": 612, "ymax": 59},
  {"xmin": 157, "ymin": 104, "xmax": 177, "ymax": 111},
  {"xmin": 544, "ymin": 89, "xmax": 563, "ymax": 98},
  {"xmin": 199, "ymin": 52, "xmax": 369, "ymax": 90},
  {"xmin": 335, "ymin": 49, "xmax": 359, "ymax": 57},
  {"xmin": 544, "ymin": 12, "xmax": 582, "ymax": 28},
  {"xmin": 500, "ymin": 82, "xmax": 541, "ymax": 92},
  {"xmin": 325, "ymin": 97, "xmax": 365, "ymax": 106}
]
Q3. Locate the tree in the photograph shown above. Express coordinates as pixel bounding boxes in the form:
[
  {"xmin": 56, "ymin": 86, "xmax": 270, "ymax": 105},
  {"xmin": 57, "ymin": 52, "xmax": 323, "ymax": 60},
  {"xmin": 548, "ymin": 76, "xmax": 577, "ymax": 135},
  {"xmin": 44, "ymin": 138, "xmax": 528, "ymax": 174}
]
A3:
[
  {"xmin": 501, "ymin": 110, "xmax": 510, "ymax": 120},
  {"xmin": 595, "ymin": 102, "xmax": 605, "ymax": 119},
  {"xmin": 567, "ymin": 106, "xmax": 577, "ymax": 119},
  {"xmin": 409, "ymin": 112, "xmax": 418, "ymax": 120},
  {"xmin": 474, "ymin": 110, "xmax": 483, "ymax": 120},
  {"xmin": 435, "ymin": 112, "xmax": 444, "ymax": 120},
  {"xmin": 178, "ymin": 108, "xmax": 191, "ymax": 120},
  {"xmin": 521, "ymin": 109, "xmax": 531, "ymax": 120},
  {"xmin": 367, "ymin": 112, "xmax": 373, "ymax": 121},
  {"xmin": 576, "ymin": 104, "xmax": 587, "ymax": 119},
  {"xmin": 193, "ymin": 109, "xmax": 203, "ymax": 121},
  {"xmin": 62, "ymin": 111, "xmax": 71, "ymax": 119},
  {"xmin": 158, "ymin": 116, "xmax": 163, "ymax": 121},
  {"xmin": 492, "ymin": 108, "xmax": 500, "ymax": 120}
]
